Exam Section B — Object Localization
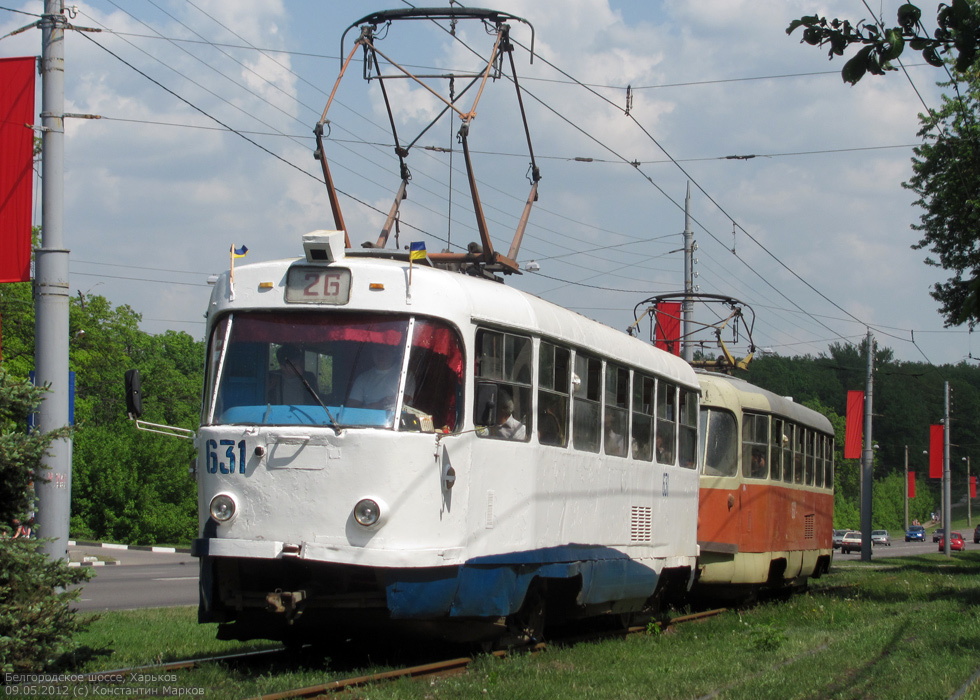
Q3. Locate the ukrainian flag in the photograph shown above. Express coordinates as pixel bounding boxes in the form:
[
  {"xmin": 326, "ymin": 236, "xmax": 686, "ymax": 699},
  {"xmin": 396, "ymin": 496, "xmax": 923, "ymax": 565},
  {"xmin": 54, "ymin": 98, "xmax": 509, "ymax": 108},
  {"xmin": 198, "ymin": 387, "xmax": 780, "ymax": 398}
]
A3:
[
  {"xmin": 233, "ymin": 245, "xmax": 248, "ymax": 258},
  {"xmin": 409, "ymin": 241, "xmax": 426, "ymax": 261}
]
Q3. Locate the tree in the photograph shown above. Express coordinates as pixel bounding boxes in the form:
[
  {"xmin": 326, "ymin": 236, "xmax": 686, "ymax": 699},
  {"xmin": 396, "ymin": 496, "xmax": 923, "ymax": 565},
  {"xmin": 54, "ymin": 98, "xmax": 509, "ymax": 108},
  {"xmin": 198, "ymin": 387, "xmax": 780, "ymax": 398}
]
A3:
[
  {"xmin": 789, "ymin": 3, "xmax": 980, "ymax": 329},
  {"xmin": 1, "ymin": 289, "xmax": 203, "ymax": 546},
  {"xmin": 904, "ymin": 67, "xmax": 980, "ymax": 328},
  {"xmin": 0, "ymin": 371, "xmax": 91, "ymax": 672},
  {"xmin": 787, "ymin": 1, "xmax": 980, "ymax": 85}
]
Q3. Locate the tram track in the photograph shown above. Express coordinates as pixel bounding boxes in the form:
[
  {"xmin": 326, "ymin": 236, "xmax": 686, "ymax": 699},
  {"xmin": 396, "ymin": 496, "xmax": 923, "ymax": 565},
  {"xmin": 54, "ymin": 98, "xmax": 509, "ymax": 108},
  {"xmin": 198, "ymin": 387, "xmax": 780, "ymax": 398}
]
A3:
[
  {"xmin": 249, "ymin": 609, "xmax": 728, "ymax": 700},
  {"xmin": 77, "ymin": 609, "xmax": 727, "ymax": 698}
]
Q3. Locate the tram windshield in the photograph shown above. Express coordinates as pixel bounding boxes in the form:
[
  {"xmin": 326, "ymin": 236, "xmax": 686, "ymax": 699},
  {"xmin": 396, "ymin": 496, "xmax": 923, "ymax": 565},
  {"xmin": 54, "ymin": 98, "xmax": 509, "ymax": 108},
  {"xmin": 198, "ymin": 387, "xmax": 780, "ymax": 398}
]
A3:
[{"xmin": 203, "ymin": 311, "xmax": 463, "ymax": 431}]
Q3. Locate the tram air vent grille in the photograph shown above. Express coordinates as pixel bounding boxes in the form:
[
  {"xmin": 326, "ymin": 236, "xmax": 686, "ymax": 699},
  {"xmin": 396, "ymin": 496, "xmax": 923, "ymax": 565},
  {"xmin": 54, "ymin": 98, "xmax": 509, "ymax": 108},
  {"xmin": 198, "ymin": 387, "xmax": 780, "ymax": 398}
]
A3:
[
  {"xmin": 804, "ymin": 514, "xmax": 815, "ymax": 539},
  {"xmin": 631, "ymin": 506, "xmax": 653, "ymax": 542}
]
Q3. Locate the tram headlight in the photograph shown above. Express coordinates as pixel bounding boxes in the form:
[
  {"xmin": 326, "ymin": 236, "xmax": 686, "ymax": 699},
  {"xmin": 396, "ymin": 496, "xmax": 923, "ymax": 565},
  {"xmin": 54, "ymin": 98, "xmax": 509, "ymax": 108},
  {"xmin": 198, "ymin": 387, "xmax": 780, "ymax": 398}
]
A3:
[
  {"xmin": 353, "ymin": 498, "xmax": 382, "ymax": 527},
  {"xmin": 210, "ymin": 493, "xmax": 238, "ymax": 523}
]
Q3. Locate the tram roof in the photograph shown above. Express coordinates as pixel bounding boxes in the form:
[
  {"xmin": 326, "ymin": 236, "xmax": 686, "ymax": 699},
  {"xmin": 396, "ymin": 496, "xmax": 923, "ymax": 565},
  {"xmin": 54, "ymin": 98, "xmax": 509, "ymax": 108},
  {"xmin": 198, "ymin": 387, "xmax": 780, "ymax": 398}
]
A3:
[
  {"xmin": 696, "ymin": 371, "xmax": 833, "ymax": 433},
  {"xmin": 208, "ymin": 251, "xmax": 699, "ymax": 390}
]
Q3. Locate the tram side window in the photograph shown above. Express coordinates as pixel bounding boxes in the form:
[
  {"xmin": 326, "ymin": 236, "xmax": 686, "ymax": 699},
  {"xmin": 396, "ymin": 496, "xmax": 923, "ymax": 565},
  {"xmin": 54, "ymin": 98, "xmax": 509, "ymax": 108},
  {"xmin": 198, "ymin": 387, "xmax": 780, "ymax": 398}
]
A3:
[
  {"xmin": 770, "ymin": 418, "xmax": 783, "ymax": 481},
  {"xmin": 678, "ymin": 388, "xmax": 698, "ymax": 469},
  {"xmin": 474, "ymin": 329, "xmax": 532, "ymax": 441},
  {"xmin": 701, "ymin": 409, "xmax": 738, "ymax": 477},
  {"xmin": 794, "ymin": 424, "xmax": 805, "ymax": 484},
  {"xmin": 538, "ymin": 341, "xmax": 570, "ymax": 447},
  {"xmin": 631, "ymin": 374, "xmax": 655, "ymax": 461},
  {"xmin": 405, "ymin": 319, "xmax": 464, "ymax": 432},
  {"xmin": 814, "ymin": 433, "xmax": 825, "ymax": 488},
  {"xmin": 743, "ymin": 413, "xmax": 769, "ymax": 479},
  {"xmin": 572, "ymin": 352, "xmax": 602, "ymax": 453},
  {"xmin": 825, "ymin": 436, "xmax": 835, "ymax": 489},
  {"xmin": 781, "ymin": 422, "xmax": 794, "ymax": 484},
  {"xmin": 604, "ymin": 364, "xmax": 629, "ymax": 457},
  {"xmin": 656, "ymin": 381, "xmax": 677, "ymax": 465}
]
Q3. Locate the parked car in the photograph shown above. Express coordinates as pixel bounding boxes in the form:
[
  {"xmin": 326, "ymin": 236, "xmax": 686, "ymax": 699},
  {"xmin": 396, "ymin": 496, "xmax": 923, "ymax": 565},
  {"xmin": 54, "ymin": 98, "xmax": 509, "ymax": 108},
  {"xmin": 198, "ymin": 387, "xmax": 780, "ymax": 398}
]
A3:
[
  {"xmin": 974, "ymin": 524, "xmax": 980, "ymax": 544},
  {"xmin": 840, "ymin": 530, "xmax": 864, "ymax": 554},
  {"xmin": 872, "ymin": 530, "xmax": 891, "ymax": 546},
  {"xmin": 905, "ymin": 525, "xmax": 926, "ymax": 542},
  {"xmin": 833, "ymin": 529, "xmax": 848, "ymax": 549},
  {"xmin": 939, "ymin": 531, "xmax": 966, "ymax": 551}
]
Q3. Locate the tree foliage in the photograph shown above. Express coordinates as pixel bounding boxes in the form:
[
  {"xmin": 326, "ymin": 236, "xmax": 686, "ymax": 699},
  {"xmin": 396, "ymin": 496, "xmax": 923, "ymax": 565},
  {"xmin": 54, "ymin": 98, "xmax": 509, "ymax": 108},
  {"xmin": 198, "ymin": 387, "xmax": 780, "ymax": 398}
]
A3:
[
  {"xmin": 787, "ymin": 1, "xmax": 980, "ymax": 84},
  {"xmin": 904, "ymin": 65, "xmax": 980, "ymax": 327},
  {"xmin": 0, "ymin": 371, "xmax": 91, "ymax": 672},
  {"xmin": 1, "ymin": 289, "xmax": 204, "ymax": 545}
]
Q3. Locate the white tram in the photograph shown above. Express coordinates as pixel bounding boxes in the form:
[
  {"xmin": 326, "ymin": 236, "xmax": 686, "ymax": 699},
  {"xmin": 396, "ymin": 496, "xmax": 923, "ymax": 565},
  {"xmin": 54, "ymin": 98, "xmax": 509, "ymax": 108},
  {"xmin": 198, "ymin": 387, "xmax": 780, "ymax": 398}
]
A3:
[{"xmin": 193, "ymin": 231, "xmax": 701, "ymax": 644}]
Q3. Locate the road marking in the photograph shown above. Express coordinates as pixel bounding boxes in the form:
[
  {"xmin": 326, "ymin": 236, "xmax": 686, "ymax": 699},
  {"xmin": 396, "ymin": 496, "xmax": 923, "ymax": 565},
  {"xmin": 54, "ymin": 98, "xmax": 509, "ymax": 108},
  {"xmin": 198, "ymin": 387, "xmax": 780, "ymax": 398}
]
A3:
[{"xmin": 152, "ymin": 577, "xmax": 198, "ymax": 581}]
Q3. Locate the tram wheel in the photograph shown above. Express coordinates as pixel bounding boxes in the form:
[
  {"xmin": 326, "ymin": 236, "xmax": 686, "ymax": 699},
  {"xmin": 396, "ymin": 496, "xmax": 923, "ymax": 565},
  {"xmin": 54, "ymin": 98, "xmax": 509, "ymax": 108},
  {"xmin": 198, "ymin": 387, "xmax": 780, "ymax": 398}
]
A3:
[{"xmin": 499, "ymin": 582, "xmax": 547, "ymax": 648}]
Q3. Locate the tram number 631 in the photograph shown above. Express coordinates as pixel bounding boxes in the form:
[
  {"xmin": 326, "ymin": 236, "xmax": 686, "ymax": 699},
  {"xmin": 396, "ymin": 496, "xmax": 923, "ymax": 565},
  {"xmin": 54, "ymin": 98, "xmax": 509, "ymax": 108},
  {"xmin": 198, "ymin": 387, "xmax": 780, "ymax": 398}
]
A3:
[{"xmin": 207, "ymin": 439, "xmax": 246, "ymax": 474}]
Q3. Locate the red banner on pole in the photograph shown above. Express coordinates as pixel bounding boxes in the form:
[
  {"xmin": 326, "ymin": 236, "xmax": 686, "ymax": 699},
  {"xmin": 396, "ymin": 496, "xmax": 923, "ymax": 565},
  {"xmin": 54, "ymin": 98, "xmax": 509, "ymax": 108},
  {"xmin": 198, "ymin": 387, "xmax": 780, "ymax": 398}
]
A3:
[
  {"xmin": 0, "ymin": 56, "xmax": 35, "ymax": 284},
  {"xmin": 909, "ymin": 471, "xmax": 916, "ymax": 499},
  {"xmin": 971, "ymin": 476, "xmax": 976, "ymax": 500},
  {"xmin": 929, "ymin": 424, "xmax": 944, "ymax": 479},
  {"xmin": 844, "ymin": 390, "xmax": 863, "ymax": 459},
  {"xmin": 654, "ymin": 302, "xmax": 682, "ymax": 357}
]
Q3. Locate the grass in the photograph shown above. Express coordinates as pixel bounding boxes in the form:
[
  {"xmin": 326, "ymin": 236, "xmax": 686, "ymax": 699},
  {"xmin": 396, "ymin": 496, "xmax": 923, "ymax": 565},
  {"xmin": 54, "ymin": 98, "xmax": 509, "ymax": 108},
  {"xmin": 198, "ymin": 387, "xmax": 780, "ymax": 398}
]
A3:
[{"xmin": 62, "ymin": 553, "xmax": 980, "ymax": 700}]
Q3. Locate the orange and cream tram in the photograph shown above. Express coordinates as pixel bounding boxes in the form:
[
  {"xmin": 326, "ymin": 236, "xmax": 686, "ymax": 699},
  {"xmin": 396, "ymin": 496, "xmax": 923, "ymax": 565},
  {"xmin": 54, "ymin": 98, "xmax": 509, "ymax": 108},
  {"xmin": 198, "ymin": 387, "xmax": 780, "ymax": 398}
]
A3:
[{"xmin": 694, "ymin": 371, "xmax": 834, "ymax": 601}]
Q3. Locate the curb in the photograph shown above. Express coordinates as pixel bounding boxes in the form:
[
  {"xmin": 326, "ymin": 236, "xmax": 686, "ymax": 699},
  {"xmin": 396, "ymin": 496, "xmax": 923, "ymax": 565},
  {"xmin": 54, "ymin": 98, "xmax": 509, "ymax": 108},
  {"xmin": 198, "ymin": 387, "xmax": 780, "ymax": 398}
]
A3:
[
  {"xmin": 68, "ymin": 540, "xmax": 192, "ymax": 567},
  {"xmin": 69, "ymin": 540, "xmax": 192, "ymax": 554}
]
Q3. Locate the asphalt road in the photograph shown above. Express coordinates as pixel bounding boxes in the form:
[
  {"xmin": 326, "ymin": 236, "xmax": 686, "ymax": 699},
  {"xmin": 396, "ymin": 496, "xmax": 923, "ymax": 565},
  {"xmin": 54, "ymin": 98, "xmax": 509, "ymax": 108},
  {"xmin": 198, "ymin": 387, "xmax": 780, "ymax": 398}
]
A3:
[
  {"xmin": 66, "ymin": 534, "xmax": 973, "ymax": 613},
  {"xmin": 832, "ymin": 534, "xmax": 975, "ymax": 559},
  {"xmin": 70, "ymin": 545, "xmax": 198, "ymax": 612}
]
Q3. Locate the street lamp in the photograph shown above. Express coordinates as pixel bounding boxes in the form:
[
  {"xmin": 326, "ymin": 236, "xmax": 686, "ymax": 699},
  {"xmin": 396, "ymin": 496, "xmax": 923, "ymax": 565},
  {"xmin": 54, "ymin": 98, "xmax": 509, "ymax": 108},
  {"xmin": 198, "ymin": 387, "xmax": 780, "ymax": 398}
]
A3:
[{"xmin": 963, "ymin": 456, "xmax": 972, "ymax": 528}]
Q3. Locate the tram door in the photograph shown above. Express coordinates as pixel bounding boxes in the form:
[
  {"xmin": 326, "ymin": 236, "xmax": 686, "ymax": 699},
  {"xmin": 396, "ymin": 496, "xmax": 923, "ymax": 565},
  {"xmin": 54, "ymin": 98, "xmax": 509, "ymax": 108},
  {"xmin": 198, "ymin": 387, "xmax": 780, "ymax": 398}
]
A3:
[{"xmin": 698, "ymin": 408, "xmax": 741, "ymax": 549}]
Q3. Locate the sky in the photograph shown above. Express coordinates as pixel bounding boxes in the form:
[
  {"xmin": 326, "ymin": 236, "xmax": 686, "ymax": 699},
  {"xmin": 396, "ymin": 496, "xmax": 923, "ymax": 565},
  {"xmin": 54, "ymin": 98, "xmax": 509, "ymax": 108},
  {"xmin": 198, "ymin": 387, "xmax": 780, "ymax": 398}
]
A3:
[{"xmin": 0, "ymin": 0, "xmax": 972, "ymax": 367}]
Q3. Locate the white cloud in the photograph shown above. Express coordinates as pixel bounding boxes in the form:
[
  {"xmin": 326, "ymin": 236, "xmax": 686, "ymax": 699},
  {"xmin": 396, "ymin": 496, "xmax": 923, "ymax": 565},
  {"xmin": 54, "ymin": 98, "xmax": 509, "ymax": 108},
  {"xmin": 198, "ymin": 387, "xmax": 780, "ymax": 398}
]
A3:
[{"xmin": 0, "ymin": 0, "xmax": 966, "ymax": 363}]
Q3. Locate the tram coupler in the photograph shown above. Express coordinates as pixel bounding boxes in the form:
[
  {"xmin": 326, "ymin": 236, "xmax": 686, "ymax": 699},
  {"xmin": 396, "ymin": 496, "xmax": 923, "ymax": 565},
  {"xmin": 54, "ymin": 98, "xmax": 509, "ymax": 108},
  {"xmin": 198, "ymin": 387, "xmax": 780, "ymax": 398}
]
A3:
[{"xmin": 266, "ymin": 589, "xmax": 308, "ymax": 623}]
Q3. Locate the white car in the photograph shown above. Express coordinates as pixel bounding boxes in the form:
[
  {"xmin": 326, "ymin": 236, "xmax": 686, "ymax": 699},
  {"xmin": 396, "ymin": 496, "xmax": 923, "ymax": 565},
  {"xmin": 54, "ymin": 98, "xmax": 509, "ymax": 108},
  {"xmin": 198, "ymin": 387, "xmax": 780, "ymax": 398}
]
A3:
[
  {"xmin": 871, "ymin": 530, "xmax": 891, "ymax": 546},
  {"xmin": 840, "ymin": 531, "xmax": 865, "ymax": 554}
]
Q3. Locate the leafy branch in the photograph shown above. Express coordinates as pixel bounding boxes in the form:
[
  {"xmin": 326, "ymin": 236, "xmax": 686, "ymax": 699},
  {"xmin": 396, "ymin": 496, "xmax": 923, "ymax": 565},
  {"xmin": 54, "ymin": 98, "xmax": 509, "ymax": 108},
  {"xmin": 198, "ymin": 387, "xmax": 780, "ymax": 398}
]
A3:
[{"xmin": 787, "ymin": 1, "xmax": 980, "ymax": 84}]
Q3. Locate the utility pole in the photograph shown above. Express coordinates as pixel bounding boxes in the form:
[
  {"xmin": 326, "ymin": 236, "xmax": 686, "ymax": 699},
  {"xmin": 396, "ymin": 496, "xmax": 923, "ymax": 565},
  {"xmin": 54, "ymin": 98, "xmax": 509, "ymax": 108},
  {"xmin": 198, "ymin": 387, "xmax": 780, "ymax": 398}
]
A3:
[
  {"xmin": 34, "ymin": 0, "xmax": 72, "ymax": 562},
  {"xmin": 962, "ymin": 456, "xmax": 972, "ymax": 528},
  {"xmin": 904, "ymin": 445, "xmax": 909, "ymax": 532},
  {"xmin": 943, "ymin": 382, "xmax": 951, "ymax": 557},
  {"xmin": 682, "ymin": 182, "xmax": 694, "ymax": 362},
  {"xmin": 861, "ymin": 329, "xmax": 874, "ymax": 562}
]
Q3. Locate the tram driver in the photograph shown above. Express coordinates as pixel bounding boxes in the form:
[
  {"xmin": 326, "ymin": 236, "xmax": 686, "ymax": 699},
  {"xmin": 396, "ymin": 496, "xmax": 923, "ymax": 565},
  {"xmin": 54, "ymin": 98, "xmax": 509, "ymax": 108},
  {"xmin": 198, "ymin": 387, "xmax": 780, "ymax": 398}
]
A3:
[{"xmin": 348, "ymin": 343, "xmax": 415, "ymax": 410}]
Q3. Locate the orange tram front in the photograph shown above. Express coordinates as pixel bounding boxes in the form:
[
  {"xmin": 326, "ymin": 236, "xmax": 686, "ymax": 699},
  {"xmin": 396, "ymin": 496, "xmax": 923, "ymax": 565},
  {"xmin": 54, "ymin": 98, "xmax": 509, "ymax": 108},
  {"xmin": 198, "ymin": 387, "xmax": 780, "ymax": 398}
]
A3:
[{"xmin": 693, "ymin": 371, "xmax": 834, "ymax": 602}]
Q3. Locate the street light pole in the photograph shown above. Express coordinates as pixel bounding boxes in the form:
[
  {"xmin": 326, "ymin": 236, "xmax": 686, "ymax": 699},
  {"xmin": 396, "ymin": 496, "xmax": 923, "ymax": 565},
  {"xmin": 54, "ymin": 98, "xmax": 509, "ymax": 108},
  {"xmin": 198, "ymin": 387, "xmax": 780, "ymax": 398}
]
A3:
[
  {"xmin": 964, "ymin": 456, "xmax": 972, "ymax": 528},
  {"xmin": 904, "ymin": 445, "xmax": 909, "ymax": 532}
]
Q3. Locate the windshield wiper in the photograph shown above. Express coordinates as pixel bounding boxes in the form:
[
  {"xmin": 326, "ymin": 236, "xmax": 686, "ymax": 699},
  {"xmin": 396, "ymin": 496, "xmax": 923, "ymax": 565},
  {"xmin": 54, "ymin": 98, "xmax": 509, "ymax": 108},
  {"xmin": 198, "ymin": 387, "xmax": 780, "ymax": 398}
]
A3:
[{"xmin": 283, "ymin": 358, "xmax": 343, "ymax": 435}]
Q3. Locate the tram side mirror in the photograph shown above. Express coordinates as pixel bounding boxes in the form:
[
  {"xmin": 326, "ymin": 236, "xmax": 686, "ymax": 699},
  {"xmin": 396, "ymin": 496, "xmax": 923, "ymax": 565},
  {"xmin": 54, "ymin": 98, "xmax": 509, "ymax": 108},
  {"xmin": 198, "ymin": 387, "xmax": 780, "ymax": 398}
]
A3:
[
  {"xmin": 475, "ymin": 382, "xmax": 498, "ymax": 426},
  {"xmin": 125, "ymin": 369, "xmax": 143, "ymax": 418}
]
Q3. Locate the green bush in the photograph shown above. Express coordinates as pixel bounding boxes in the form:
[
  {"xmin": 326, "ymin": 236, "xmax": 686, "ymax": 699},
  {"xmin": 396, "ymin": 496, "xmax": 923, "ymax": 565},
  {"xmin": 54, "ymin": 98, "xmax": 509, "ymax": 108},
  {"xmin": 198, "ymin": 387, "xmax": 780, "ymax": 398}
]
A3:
[
  {"xmin": 0, "ymin": 371, "xmax": 91, "ymax": 672},
  {"xmin": 0, "ymin": 539, "xmax": 90, "ymax": 672}
]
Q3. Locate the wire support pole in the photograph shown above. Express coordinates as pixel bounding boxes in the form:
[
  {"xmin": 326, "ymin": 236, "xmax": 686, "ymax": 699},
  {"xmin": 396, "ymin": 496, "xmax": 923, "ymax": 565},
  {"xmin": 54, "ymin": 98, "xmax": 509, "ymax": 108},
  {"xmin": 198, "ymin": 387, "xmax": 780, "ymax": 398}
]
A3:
[
  {"xmin": 683, "ymin": 182, "xmax": 694, "ymax": 362},
  {"xmin": 944, "ymin": 380, "xmax": 952, "ymax": 557},
  {"xmin": 860, "ymin": 329, "xmax": 874, "ymax": 562},
  {"xmin": 34, "ymin": 0, "xmax": 72, "ymax": 562}
]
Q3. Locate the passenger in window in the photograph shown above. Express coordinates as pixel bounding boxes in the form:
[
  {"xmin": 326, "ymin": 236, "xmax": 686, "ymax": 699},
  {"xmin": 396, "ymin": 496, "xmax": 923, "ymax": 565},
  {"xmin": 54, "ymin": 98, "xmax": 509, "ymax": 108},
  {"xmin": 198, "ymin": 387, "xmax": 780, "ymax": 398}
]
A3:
[
  {"xmin": 349, "ymin": 344, "xmax": 412, "ymax": 409},
  {"xmin": 655, "ymin": 434, "xmax": 665, "ymax": 462},
  {"xmin": 750, "ymin": 449, "xmax": 767, "ymax": 478},
  {"xmin": 538, "ymin": 409, "xmax": 562, "ymax": 445},
  {"xmin": 604, "ymin": 412, "xmax": 626, "ymax": 456},
  {"xmin": 492, "ymin": 392, "xmax": 526, "ymax": 440},
  {"xmin": 268, "ymin": 344, "xmax": 318, "ymax": 405}
]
